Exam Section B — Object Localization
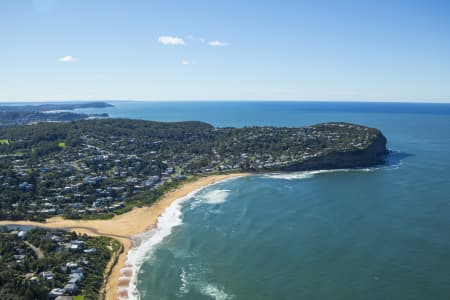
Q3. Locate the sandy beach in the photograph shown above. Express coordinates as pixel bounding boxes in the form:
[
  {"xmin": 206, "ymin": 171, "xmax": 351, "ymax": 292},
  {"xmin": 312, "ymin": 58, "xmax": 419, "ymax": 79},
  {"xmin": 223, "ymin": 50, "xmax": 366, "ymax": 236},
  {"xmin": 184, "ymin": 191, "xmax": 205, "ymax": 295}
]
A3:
[{"xmin": 0, "ymin": 173, "xmax": 248, "ymax": 300}]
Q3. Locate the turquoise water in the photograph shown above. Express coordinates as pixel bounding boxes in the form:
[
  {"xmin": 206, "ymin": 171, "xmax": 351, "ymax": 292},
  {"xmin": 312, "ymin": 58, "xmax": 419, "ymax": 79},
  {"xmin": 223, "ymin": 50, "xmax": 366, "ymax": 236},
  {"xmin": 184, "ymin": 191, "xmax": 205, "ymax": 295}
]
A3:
[{"xmin": 83, "ymin": 101, "xmax": 450, "ymax": 299}]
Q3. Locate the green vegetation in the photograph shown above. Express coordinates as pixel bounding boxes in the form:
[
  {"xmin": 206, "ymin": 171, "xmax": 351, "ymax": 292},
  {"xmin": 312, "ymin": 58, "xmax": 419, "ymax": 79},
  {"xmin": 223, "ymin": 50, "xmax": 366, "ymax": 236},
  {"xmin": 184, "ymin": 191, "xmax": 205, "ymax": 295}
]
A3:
[
  {"xmin": 111, "ymin": 240, "xmax": 121, "ymax": 252},
  {"xmin": 0, "ymin": 118, "xmax": 386, "ymax": 298},
  {"xmin": 0, "ymin": 119, "xmax": 386, "ymax": 221},
  {"xmin": 0, "ymin": 227, "xmax": 118, "ymax": 300}
]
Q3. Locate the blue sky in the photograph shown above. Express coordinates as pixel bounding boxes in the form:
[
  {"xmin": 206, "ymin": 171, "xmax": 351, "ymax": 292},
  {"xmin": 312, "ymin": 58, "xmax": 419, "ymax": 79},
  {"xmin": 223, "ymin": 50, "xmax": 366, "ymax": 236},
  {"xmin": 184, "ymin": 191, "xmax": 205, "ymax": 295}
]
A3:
[{"xmin": 1, "ymin": 0, "xmax": 450, "ymax": 102}]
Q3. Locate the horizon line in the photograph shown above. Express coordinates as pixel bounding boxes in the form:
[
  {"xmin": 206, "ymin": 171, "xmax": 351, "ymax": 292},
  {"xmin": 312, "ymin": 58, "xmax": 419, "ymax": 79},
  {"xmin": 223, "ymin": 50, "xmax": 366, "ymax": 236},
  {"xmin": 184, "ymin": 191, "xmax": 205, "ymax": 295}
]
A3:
[{"xmin": 1, "ymin": 99, "xmax": 450, "ymax": 104}]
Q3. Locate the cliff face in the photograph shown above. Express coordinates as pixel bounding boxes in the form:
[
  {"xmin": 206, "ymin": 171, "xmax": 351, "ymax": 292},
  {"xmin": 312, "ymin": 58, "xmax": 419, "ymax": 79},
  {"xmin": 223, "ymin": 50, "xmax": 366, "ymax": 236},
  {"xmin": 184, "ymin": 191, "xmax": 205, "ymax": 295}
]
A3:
[{"xmin": 281, "ymin": 131, "xmax": 388, "ymax": 171}]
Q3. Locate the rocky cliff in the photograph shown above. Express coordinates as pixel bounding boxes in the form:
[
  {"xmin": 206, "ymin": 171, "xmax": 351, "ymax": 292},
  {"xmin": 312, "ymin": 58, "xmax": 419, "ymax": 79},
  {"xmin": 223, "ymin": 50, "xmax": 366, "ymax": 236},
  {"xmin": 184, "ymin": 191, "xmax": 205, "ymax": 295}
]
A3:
[{"xmin": 281, "ymin": 128, "xmax": 388, "ymax": 171}]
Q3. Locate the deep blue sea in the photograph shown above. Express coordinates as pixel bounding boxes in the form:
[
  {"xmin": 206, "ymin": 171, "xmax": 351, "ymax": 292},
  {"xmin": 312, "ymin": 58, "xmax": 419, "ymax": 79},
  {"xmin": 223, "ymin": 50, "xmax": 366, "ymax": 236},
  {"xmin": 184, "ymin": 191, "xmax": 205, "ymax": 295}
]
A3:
[{"xmin": 79, "ymin": 101, "xmax": 450, "ymax": 300}]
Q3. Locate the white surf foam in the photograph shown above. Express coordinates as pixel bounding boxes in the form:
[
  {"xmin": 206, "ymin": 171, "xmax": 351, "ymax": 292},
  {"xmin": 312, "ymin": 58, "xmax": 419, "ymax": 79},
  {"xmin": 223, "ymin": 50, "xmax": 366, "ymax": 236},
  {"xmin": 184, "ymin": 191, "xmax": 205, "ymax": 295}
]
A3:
[
  {"xmin": 189, "ymin": 177, "xmax": 243, "ymax": 210},
  {"xmin": 201, "ymin": 189, "xmax": 231, "ymax": 204},
  {"xmin": 262, "ymin": 166, "xmax": 388, "ymax": 180},
  {"xmin": 118, "ymin": 187, "xmax": 203, "ymax": 300},
  {"xmin": 175, "ymin": 267, "xmax": 235, "ymax": 300},
  {"xmin": 199, "ymin": 283, "xmax": 235, "ymax": 300},
  {"xmin": 118, "ymin": 176, "xmax": 243, "ymax": 300},
  {"xmin": 178, "ymin": 267, "xmax": 190, "ymax": 295},
  {"xmin": 189, "ymin": 189, "xmax": 232, "ymax": 210}
]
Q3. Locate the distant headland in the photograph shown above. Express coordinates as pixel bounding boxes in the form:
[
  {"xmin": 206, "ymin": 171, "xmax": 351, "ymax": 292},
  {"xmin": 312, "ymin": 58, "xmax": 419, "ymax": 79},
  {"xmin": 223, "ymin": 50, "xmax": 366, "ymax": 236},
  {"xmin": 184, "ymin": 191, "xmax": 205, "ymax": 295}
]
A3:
[{"xmin": 0, "ymin": 102, "xmax": 113, "ymax": 127}]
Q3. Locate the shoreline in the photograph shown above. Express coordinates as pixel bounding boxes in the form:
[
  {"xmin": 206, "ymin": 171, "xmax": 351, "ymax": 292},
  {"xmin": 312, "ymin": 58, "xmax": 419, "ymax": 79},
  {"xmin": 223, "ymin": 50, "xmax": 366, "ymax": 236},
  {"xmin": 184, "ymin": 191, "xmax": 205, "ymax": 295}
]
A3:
[{"xmin": 0, "ymin": 173, "xmax": 249, "ymax": 300}]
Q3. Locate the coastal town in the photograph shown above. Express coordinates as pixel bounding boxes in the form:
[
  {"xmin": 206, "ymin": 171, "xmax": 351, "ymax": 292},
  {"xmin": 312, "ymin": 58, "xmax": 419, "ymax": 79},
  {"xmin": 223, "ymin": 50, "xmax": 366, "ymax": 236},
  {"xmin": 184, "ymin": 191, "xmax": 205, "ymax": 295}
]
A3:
[
  {"xmin": 0, "ymin": 226, "xmax": 116, "ymax": 299},
  {"xmin": 1, "ymin": 0, "xmax": 444, "ymax": 299},
  {"xmin": 0, "ymin": 117, "xmax": 388, "ymax": 299},
  {"xmin": 0, "ymin": 119, "xmax": 386, "ymax": 221}
]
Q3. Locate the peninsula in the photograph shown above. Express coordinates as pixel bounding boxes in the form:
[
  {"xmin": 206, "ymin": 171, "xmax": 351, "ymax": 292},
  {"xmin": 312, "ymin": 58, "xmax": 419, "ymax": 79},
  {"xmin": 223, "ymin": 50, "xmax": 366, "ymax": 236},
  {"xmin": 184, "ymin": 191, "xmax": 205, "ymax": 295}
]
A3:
[
  {"xmin": 0, "ymin": 118, "xmax": 388, "ymax": 299},
  {"xmin": 0, "ymin": 119, "xmax": 387, "ymax": 221}
]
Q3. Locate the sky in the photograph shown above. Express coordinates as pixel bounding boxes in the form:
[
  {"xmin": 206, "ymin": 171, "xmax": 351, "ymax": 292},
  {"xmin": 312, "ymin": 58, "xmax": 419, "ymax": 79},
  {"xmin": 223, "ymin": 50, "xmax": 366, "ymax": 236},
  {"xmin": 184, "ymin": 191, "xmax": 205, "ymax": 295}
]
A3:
[{"xmin": 1, "ymin": 0, "xmax": 450, "ymax": 102}]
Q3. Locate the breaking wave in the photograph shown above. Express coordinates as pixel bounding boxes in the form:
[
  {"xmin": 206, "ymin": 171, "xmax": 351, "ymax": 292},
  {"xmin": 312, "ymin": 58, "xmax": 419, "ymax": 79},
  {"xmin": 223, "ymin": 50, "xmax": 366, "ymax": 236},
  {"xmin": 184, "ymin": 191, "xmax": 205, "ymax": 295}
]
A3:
[
  {"xmin": 118, "ymin": 188, "xmax": 203, "ymax": 300},
  {"xmin": 200, "ymin": 189, "xmax": 232, "ymax": 205},
  {"xmin": 178, "ymin": 267, "xmax": 190, "ymax": 296},
  {"xmin": 118, "ymin": 161, "xmax": 404, "ymax": 299},
  {"xmin": 262, "ymin": 162, "xmax": 401, "ymax": 180},
  {"xmin": 175, "ymin": 267, "xmax": 235, "ymax": 300},
  {"xmin": 262, "ymin": 149, "xmax": 406, "ymax": 180},
  {"xmin": 118, "ymin": 177, "xmax": 242, "ymax": 300},
  {"xmin": 261, "ymin": 168, "xmax": 372, "ymax": 180},
  {"xmin": 190, "ymin": 188, "xmax": 235, "ymax": 210},
  {"xmin": 199, "ymin": 283, "xmax": 235, "ymax": 300}
]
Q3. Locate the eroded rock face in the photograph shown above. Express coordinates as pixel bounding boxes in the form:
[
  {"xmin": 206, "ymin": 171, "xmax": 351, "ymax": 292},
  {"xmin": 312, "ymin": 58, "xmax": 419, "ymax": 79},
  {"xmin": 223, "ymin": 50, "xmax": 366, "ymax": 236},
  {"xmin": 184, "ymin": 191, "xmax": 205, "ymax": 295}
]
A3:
[{"xmin": 281, "ymin": 131, "xmax": 388, "ymax": 171}]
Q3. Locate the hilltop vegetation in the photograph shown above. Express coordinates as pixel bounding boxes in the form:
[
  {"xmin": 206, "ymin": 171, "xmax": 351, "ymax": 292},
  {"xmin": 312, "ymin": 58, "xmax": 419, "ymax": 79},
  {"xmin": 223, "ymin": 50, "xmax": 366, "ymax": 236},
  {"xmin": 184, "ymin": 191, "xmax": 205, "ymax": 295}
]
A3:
[{"xmin": 0, "ymin": 119, "xmax": 387, "ymax": 221}]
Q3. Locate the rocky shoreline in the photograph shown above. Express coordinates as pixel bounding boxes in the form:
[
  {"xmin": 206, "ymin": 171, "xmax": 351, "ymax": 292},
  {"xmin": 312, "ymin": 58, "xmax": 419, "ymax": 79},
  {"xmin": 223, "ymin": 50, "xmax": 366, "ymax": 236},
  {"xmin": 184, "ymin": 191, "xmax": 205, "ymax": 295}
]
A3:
[{"xmin": 281, "ymin": 131, "xmax": 388, "ymax": 171}]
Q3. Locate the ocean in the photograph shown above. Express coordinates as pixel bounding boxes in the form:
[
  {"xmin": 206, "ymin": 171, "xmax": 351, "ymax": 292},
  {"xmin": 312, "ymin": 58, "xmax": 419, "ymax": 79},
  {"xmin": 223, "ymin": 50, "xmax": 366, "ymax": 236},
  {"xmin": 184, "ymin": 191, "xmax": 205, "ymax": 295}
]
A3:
[{"xmin": 78, "ymin": 101, "xmax": 450, "ymax": 300}]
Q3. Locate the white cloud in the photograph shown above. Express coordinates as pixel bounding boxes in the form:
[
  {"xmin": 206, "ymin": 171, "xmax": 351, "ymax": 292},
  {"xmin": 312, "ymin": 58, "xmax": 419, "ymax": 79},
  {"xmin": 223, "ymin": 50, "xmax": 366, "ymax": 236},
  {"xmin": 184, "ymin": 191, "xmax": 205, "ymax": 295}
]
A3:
[
  {"xmin": 208, "ymin": 40, "xmax": 229, "ymax": 47},
  {"xmin": 58, "ymin": 55, "xmax": 76, "ymax": 62},
  {"xmin": 181, "ymin": 59, "xmax": 190, "ymax": 65},
  {"xmin": 158, "ymin": 36, "xmax": 185, "ymax": 46}
]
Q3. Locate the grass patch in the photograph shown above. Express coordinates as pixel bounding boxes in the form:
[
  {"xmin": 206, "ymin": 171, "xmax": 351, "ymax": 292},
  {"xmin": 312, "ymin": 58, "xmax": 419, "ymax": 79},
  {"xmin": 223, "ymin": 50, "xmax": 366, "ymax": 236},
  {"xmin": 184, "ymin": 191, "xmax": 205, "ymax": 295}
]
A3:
[
  {"xmin": 73, "ymin": 296, "xmax": 85, "ymax": 300},
  {"xmin": 111, "ymin": 239, "xmax": 121, "ymax": 252},
  {"xmin": 79, "ymin": 212, "xmax": 115, "ymax": 220},
  {"xmin": 58, "ymin": 142, "xmax": 66, "ymax": 149},
  {"xmin": 0, "ymin": 139, "xmax": 9, "ymax": 145}
]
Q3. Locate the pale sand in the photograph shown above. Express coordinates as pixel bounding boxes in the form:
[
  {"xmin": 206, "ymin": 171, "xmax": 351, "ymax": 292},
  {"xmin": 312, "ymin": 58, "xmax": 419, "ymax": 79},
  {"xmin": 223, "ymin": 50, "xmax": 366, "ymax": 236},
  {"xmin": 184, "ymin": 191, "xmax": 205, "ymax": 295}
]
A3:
[{"xmin": 0, "ymin": 173, "xmax": 249, "ymax": 300}]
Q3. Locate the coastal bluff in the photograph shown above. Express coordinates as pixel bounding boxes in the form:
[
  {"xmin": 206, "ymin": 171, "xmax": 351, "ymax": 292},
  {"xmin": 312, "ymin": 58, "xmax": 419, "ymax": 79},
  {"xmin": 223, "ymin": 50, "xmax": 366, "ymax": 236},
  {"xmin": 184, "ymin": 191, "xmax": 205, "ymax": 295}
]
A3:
[{"xmin": 279, "ymin": 122, "xmax": 388, "ymax": 171}]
